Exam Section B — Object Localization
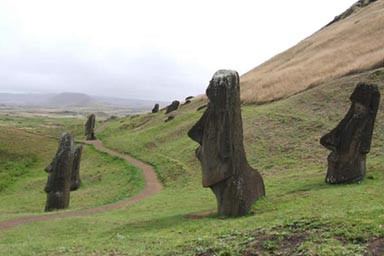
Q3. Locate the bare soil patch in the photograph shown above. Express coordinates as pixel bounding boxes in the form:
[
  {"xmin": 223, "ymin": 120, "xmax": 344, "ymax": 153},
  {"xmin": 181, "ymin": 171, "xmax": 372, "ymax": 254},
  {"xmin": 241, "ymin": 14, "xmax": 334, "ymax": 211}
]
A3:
[
  {"xmin": 366, "ymin": 238, "xmax": 384, "ymax": 256},
  {"xmin": 242, "ymin": 232, "xmax": 308, "ymax": 256}
]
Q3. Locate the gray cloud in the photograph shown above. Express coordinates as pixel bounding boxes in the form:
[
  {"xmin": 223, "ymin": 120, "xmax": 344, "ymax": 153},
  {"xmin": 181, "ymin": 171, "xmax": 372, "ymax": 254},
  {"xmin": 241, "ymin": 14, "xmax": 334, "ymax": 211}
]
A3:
[
  {"xmin": 0, "ymin": 48, "xmax": 212, "ymax": 101},
  {"xmin": 0, "ymin": 0, "xmax": 357, "ymax": 101}
]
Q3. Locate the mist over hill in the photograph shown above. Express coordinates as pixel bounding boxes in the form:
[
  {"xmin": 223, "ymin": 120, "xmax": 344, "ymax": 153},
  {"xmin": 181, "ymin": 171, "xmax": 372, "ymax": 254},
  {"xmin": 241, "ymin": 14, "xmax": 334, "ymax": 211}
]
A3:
[
  {"xmin": 45, "ymin": 92, "xmax": 94, "ymax": 107},
  {"xmin": 0, "ymin": 92, "xmax": 166, "ymax": 109},
  {"xmin": 0, "ymin": 93, "xmax": 54, "ymax": 106},
  {"xmin": 0, "ymin": 92, "xmax": 169, "ymax": 117}
]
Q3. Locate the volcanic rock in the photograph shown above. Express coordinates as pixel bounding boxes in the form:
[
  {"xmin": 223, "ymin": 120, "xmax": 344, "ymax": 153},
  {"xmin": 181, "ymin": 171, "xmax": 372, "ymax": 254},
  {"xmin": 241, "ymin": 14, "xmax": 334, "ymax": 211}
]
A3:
[
  {"xmin": 320, "ymin": 82, "xmax": 380, "ymax": 184},
  {"xmin": 152, "ymin": 104, "xmax": 159, "ymax": 113},
  {"xmin": 70, "ymin": 144, "xmax": 83, "ymax": 191},
  {"xmin": 165, "ymin": 101, "xmax": 180, "ymax": 114},
  {"xmin": 44, "ymin": 133, "xmax": 74, "ymax": 211},
  {"xmin": 85, "ymin": 114, "xmax": 96, "ymax": 140},
  {"xmin": 188, "ymin": 70, "xmax": 265, "ymax": 217}
]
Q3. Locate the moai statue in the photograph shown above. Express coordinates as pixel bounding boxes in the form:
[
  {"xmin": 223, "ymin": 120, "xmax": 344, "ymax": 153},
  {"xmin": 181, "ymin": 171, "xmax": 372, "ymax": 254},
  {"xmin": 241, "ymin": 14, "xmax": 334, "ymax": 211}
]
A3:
[
  {"xmin": 152, "ymin": 103, "xmax": 160, "ymax": 113},
  {"xmin": 70, "ymin": 144, "xmax": 83, "ymax": 191},
  {"xmin": 85, "ymin": 114, "xmax": 96, "ymax": 140},
  {"xmin": 320, "ymin": 82, "xmax": 380, "ymax": 184},
  {"xmin": 165, "ymin": 100, "xmax": 180, "ymax": 114},
  {"xmin": 188, "ymin": 70, "xmax": 265, "ymax": 217},
  {"xmin": 44, "ymin": 132, "xmax": 74, "ymax": 211}
]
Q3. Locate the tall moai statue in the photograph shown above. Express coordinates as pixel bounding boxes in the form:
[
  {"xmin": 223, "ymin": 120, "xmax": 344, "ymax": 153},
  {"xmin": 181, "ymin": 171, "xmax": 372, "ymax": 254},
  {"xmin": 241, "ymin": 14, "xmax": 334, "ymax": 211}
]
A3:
[
  {"xmin": 188, "ymin": 70, "xmax": 265, "ymax": 217},
  {"xmin": 85, "ymin": 114, "xmax": 96, "ymax": 140},
  {"xmin": 44, "ymin": 132, "xmax": 74, "ymax": 211},
  {"xmin": 320, "ymin": 82, "xmax": 380, "ymax": 184},
  {"xmin": 152, "ymin": 104, "xmax": 159, "ymax": 113},
  {"xmin": 70, "ymin": 144, "xmax": 83, "ymax": 191}
]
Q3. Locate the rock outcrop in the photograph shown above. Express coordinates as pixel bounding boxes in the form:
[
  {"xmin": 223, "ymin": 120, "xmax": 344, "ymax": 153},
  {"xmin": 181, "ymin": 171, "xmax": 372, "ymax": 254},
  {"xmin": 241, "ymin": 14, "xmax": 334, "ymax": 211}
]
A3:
[
  {"xmin": 188, "ymin": 70, "xmax": 265, "ymax": 217},
  {"xmin": 152, "ymin": 104, "xmax": 159, "ymax": 113},
  {"xmin": 320, "ymin": 82, "xmax": 380, "ymax": 184},
  {"xmin": 70, "ymin": 144, "xmax": 83, "ymax": 191},
  {"xmin": 44, "ymin": 133, "xmax": 74, "ymax": 211},
  {"xmin": 197, "ymin": 104, "xmax": 208, "ymax": 111},
  {"xmin": 165, "ymin": 115, "xmax": 175, "ymax": 122},
  {"xmin": 165, "ymin": 101, "xmax": 180, "ymax": 114},
  {"xmin": 185, "ymin": 96, "xmax": 194, "ymax": 100},
  {"xmin": 85, "ymin": 114, "xmax": 96, "ymax": 140}
]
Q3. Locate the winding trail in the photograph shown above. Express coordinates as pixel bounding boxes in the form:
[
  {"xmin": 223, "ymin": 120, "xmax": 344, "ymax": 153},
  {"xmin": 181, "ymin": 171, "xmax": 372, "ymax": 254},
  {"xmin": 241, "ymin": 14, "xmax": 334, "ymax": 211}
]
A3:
[{"xmin": 0, "ymin": 139, "xmax": 162, "ymax": 229}]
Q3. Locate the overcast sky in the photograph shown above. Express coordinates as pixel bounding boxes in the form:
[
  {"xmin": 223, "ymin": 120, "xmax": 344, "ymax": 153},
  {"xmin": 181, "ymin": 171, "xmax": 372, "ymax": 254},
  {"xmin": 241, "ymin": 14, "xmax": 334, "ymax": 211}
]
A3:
[{"xmin": 0, "ymin": 0, "xmax": 356, "ymax": 101}]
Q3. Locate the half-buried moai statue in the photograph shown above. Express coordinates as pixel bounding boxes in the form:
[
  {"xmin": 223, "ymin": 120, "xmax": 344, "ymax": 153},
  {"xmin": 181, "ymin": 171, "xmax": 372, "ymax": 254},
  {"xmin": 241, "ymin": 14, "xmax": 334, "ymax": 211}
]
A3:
[
  {"xmin": 320, "ymin": 82, "xmax": 380, "ymax": 184},
  {"xmin": 85, "ymin": 114, "xmax": 96, "ymax": 140},
  {"xmin": 152, "ymin": 103, "xmax": 159, "ymax": 113},
  {"xmin": 188, "ymin": 70, "xmax": 265, "ymax": 217},
  {"xmin": 165, "ymin": 100, "xmax": 180, "ymax": 114},
  {"xmin": 44, "ymin": 132, "xmax": 74, "ymax": 211},
  {"xmin": 70, "ymin": 144, "xmax": 83, "ymax": 191}
]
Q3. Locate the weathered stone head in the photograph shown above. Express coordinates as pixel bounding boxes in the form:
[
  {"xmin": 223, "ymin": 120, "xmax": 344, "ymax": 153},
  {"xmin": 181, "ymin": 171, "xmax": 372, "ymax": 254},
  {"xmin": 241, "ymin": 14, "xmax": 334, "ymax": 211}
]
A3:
[
  {"xmin": 188, "ymin": 70, "xmax": 265, "ymax": 217},
  {"xmin": 152, "ymin": 104, "xmax": 159, "ymax": 113},
  {"xmin": 320, "ymin": 82, "xmax": 380, "ymax": 184},
  {"xmin": 165, "ymin": 101, "xmax": 180, "ymax": 114},
  {"xmin": 44, "ymin": 132, "xmax": 74, "ymax": 211},
  {"xmin": 85, "ymin": 114, "xmax": 96, "ymax": 140},
  {"xmin": 70, "ymin": 144, "xmax": 83, "ymax": 191},
  {"xmin": 185, "ymin": 96, "xmax": 194, "ymax": 101}
]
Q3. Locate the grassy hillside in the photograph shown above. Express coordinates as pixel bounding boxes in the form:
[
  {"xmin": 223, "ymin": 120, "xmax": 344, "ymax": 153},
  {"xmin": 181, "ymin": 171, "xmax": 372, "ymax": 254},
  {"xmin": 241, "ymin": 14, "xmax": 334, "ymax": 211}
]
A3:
[
  {"xmin": 95, "ymin": 68, "xmax": 384, "ymax": 256},
  {"xmin": 1, "ymin": 68, "xmax": 383, "ymax": 255},
  {"xmin": 240, "ymin": 0, "xmax": 384, "ymax": 104},
  {"xmin": 0, "ymin": 126, "xmax": 144, "ymax": 222},
  {"xmin": 0, "ymin": 114, "xmax": 85, "ymax": 138},
  {"xmin": 1, "ymin": 2, "xmax": 383, "ymax": 255}
]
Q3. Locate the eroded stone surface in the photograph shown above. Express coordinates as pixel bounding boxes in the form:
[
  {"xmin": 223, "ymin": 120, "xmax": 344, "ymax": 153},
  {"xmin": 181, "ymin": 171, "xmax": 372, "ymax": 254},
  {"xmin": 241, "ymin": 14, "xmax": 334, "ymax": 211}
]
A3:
[
  {"xmin": 165, "ymin": 115, "xmax": 175, "ymax": 122},
  {"xmin": 320, "ymin": 82, "xmax": 380, "ymax": 184},
  {"xmin": 165, "ymin": 101, "xmax": 180, "ymax": 114},
  {"xmin": 70, "ymin": 144, "xmax": 83, "ymax": 191},
  {"xmin": 152, "ymin": 104, "xmax": 159, "ymax": 113},
  {"xmin": 197, "ymin": 104, "xmax": 208, "ymax": 111},
  {"xmin": 188, "ymin": 70, "xmax": 265, "ymax": 217},
  {"xmin": 44, "ymin": 133, "xmax": 74, "ymax": 211},
  {"xmin": 185, "ymin": 96, "xmax": 194, "ymax": 101},
  {"xmin": 85, "ymin": 114, "xmax": 96, "ymax": 140}
]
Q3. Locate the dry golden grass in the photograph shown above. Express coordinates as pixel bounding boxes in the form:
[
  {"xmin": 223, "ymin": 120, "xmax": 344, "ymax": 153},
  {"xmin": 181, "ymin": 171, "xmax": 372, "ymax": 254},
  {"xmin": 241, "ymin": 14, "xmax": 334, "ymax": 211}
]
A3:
[{"xmin": 240, "ymin": 0, "xmax": 384, "ymax": 104}]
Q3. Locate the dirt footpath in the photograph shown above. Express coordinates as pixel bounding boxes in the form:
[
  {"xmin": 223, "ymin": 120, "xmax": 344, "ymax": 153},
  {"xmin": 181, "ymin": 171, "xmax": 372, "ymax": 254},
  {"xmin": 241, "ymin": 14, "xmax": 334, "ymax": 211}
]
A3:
[{"xmin": 0, "ymin": 139, "xmax": 162, "ymax": 229}]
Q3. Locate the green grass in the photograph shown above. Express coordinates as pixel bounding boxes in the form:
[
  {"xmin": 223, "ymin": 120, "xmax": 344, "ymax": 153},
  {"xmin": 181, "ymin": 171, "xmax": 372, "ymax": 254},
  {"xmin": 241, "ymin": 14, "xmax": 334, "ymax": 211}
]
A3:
[
  {"xmin": 0, "ymin": 127, "xmax": 144, "ymax": 222},
  {"xmin": 1, "ymin": 69, "xmax": 384, "ymax": 255},
  {"xmin": 0, "ymin": 114, "xmax": 86, "ymax": 138}
]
